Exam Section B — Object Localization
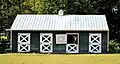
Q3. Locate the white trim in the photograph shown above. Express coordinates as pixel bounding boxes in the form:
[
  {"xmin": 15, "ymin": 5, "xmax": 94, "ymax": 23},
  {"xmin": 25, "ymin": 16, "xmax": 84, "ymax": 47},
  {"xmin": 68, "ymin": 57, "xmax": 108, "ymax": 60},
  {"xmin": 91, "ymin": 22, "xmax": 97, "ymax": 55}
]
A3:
[
  {"xmin": 66, "ymin": 44, "xmax": 79, "ymax": 53},
  {"xmin": 18, "ymin": 44, "xmax": 30, "ymax": 52},
  {"xmin": 5, "ymin": 29, "xmax": 109, "ymax": 31},
  {"xmin": 40, "ymin": 33, "xmax": 53, "ymax": 53},
  {"xmin": 66, "ymin": 33, "xmax": 79, "ymax": 53},
  {"xmin": 10, "ymin": 31, "xmax": 12, "ymax": 51},
  {"xmin": 107, "ymin": 31, "xmax": 109, "ymax": 52},
  {"xmin": 66, "ymin": 33, "xmax": 79, "ymax": 45},
  {"xmin": 89, "ymin": 33, "xmax": 102, "ymax": 53},
  {"xmin": 40, "ymin": 43, "xmax": 52, "ymax": 53},
  {"xmin": 18, "ymin": 33, "xmax": 30, "ymax": 44},
  {"xmin": 18, "ymin": 33, "xmax": 30, "ymax": 52},
  {"xmin": 56, "ymin": 34, "xmax": 67, "ymax": 44}
]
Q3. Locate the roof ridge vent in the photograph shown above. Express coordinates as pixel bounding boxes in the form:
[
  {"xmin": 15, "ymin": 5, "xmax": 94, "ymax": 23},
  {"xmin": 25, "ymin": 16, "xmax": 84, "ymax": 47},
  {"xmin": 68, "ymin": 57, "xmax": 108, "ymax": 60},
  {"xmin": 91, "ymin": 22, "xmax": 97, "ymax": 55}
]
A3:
[{"xmin": 58, "ymin": 9, "xmax": 64, "ymax": 16}]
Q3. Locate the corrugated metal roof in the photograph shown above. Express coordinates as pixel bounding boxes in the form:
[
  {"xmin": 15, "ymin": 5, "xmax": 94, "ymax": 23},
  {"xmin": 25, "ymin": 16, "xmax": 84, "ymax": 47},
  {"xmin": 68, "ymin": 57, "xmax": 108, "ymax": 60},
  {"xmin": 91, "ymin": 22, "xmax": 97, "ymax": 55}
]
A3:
[{"xmin": 8, "ymin": 15, "xmax": 109, "ymax": 31}]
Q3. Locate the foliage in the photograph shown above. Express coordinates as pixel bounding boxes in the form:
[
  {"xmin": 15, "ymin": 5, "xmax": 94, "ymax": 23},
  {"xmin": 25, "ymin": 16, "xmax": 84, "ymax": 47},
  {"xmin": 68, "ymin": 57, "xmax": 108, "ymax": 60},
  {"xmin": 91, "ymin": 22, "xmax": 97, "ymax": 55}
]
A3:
[
  {"xmin": 22, "ymin": 0, "xmax": 68, "ymax": 14},
  {"xmin": 0, "ymin": 40, "xmax": 10, "ymax": 53},
  {"xmin": 0, "ymin": 0, "xmax": 24, "ymax": 30},
  {"xmin": 0, "ymin": 0, "xmax": 8, "ymax": 29},
  {"xmin": 109, "ymin": 40, "xmax": 120, "ymax": 53},
  {"xmin": 20, "ymin": 0, "xmax": 120, "ymax": 42},
  {"xmin": 0, "ymin": 36, "xmax": 8, "ymax": 41},
  {"xmin": 1, "ymin": 0, "xmax": 120, "ymax": 43},
  {"xmin": 0, "ymin": 33, "xmax": 10, "ymax": 53}
]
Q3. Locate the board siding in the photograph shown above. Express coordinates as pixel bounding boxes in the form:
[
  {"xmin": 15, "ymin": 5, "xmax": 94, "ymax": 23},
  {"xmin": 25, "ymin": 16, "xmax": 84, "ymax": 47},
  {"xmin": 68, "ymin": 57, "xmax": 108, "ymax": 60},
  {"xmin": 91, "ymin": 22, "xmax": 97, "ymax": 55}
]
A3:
[
  {"xmin": 53, "ymin": 33, "xmax": 66, "ymax": 53},
  {"xmin": 79, "ymin": 32, "xmax": 89, "ymax": 53},
  {"xmin": 79, "ymin": 32, "xmax": 108, "ymax": 53},
  {"xmin": 12, "ymin": 31, "xmax": 108, "ymax": 53},
  {"xmin": 12, "ymin": 31, "xmax": 17, "ymax": 52},
  {"xmin": 31, "ymin": 33, "xmax": 40, "ymax": 52},
  {"xmin": 102, "ymin": 32, "xmax": 107, "ymax": 53}
]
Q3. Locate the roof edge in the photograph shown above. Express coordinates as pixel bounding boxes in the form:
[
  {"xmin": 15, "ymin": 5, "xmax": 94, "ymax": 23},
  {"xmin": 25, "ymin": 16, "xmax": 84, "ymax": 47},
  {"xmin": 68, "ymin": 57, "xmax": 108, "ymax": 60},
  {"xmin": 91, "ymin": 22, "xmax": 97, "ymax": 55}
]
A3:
[
  {"xmin": 5, "ymin": 29, "xmax": 109, "ymax": 32},
  {"xmin": 16, "ymin": 14, "xmax": 105, "ymax": 16}
]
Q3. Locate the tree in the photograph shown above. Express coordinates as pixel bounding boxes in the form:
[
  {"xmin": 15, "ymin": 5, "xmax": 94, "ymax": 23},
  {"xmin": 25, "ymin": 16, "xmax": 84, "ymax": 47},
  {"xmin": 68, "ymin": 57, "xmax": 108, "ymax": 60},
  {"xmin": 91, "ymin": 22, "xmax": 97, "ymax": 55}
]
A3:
[
  {"xmin": 105, "ymin": 0, "xmax": 120, "ymax": 41},
  {"xmin": 0, "ymin": 0, "xmax": 23, "ymax": 29},
  {"xmin": 0, "ymin": 0, "xmax": 8, "ymax": 28},
  {"xmin": 1, "ymin": 0, "xmax": 120, "ymax": 43},
  {"xmin": 21, "ymin": 0, "xmax": 68, "ymax": 14}
]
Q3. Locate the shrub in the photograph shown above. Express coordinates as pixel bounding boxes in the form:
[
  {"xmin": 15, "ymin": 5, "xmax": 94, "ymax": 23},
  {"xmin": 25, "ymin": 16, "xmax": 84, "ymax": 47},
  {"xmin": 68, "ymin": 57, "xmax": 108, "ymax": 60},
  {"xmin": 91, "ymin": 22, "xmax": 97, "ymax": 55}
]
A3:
[
  {"xmin": 109, "ymin": 40, "xmax": 120, "ymax": 53},
  {"xmin": 0, "ymin": 39, "xmax": 10, "ymax": 53}
]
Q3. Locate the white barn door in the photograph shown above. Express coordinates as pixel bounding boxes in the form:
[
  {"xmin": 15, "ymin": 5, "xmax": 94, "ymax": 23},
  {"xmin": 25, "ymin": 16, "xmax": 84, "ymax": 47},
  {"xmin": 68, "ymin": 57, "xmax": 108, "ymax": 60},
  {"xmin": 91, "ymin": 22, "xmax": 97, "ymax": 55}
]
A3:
[
  {"xmin": 89, "ymin": 33, "xmax": 101, "ymax": 53},
  {"xmin": 66, "ymin": 33, "xmax": 79, "ymax": 53},
  {"xmin": 40, "ymin": 33, "xmax": 53, "ymax": 53},
  {"xmin": 18, "ymin": 33, "xmax": 30, "ymax": 52}
]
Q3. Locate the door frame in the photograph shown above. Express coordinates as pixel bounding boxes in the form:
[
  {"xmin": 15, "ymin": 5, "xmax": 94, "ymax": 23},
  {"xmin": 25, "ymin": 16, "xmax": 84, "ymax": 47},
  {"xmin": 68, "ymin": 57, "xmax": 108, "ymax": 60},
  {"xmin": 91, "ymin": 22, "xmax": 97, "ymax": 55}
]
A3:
[
  {"xmin": 89, "ymin": 33, "xmax": 102, "ymax": 53},
  {"xmin": 40, "ymin": 33, "xmax": 53, "ymax": 53},
  {"xmin": 18, "ymin": 33, "xmax": 30, "ymax": 52},
  {"xmin": 66, "ymin": 33, "xmax": 79, "ymax": 53}
]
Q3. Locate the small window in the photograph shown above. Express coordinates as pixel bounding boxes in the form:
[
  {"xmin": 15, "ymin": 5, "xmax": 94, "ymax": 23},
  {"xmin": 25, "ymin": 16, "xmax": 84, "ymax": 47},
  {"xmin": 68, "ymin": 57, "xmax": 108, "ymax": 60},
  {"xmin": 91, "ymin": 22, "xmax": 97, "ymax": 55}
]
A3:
[
  {"xmin": 56, "ymin": 34, "xmax": 67, "ymax": 44},
  {"xmin": 67, "ymin": 33, "xmax": 78, "ymax": 44}
]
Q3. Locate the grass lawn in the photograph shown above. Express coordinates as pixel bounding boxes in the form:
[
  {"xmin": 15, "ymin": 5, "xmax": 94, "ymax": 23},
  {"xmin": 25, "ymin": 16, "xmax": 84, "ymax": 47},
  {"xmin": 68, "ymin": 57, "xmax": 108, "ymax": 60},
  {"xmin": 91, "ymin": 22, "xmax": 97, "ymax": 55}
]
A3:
[{"xmin": 0, "ymin": 53, "xmax": 120, "ymax": 64}]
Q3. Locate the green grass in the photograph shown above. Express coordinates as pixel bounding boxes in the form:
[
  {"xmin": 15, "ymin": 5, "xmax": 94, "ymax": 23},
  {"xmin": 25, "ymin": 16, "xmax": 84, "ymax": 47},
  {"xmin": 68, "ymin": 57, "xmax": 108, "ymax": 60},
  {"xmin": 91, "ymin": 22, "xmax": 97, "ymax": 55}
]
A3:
[{"xmin": 0, "ymin": 53, "xmax": 120, "ymax": 64}]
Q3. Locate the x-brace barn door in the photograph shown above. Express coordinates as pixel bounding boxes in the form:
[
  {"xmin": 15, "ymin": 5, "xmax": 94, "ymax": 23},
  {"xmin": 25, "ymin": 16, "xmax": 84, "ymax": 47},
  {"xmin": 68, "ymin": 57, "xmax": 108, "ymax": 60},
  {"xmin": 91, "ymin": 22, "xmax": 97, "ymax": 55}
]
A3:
[
  {"xmin": 40, "ymin": 33, "xmax": 53, "ymax": 53},
  {"xmin": 66, "ymin": 44, "xmax": 78, "ymax": 53},
  {"xmin": 66, "ymin": 33, "xmax": 79, "ymax": 53},
  {"xmin": 18, "ymin": 33, "xmax": 30, "ymax": 52},
  {"xmin": 89, "ymin": 33, "xmax": 101, "ymax": 53}
]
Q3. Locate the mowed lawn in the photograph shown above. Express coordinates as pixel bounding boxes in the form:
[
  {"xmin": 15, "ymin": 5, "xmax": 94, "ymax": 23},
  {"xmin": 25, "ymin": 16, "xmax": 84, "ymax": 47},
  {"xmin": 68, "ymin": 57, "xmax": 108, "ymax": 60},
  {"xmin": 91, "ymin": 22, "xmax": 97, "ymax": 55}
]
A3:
[{"xmin": 0, "ymin": 54, "xmax": 120, "ymax": 64}]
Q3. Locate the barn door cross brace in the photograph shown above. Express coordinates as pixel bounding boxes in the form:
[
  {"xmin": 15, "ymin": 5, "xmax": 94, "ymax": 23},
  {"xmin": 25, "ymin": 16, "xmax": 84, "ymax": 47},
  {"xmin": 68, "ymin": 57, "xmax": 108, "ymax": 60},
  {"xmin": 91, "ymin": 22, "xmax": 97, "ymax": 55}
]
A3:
[
  {"xmin": 40, "ymin": 33, "xmax": 53, "ymax": 53},
  {"xmin": 91, "ymin": 36, "xmax": 100, "ymax": 43},
  {"xmin": 42, "ymin": 35, "xmax": 51, "ymax": 42},
  {"xmin": 66, "ymin": 44, "xmax": 78, "ymax": 53},
  {"xmin": 68, "ymin": 45, "xmax": 76, "ymax": 51},
  {"xmin": 18, "ymin": 33, "xmax": 30, "ymax": 52},
  {"xmin": 20, "ymin": 45, "xmax": 29, "ymax": 51},
  {"xmin": 20, "ymin": 35, "xmax": 29, "ymax": 42},
  {"xmin": 91, "ymin": 45, "xmax": 99, "ymax": 52},
  {"xmin": 42, "ymin": 44, "xmax": 51, "ymax": 51},
  {"xmin": 89, "ymin": 33, "xmax": 101, "ymax": 53}
]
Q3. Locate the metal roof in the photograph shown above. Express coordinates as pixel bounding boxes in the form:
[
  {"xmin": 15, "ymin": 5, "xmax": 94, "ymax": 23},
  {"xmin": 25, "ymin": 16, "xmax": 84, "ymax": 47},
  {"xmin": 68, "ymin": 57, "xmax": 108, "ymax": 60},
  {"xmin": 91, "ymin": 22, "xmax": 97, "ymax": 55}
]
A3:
[{"xmin": 7, "ymin": 15, "xmax": 109, "ymax": 31}]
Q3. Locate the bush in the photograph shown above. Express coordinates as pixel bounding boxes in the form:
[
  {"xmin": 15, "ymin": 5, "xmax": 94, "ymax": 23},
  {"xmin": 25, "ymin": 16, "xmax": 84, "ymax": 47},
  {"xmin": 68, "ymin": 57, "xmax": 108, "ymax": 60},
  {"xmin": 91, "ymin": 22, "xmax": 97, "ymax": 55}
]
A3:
[
  {"xmin": 0, "ymin": 39, "xmax": 10, "ymax": 53},
  {"xmin": 109, "ymin": 40, "xmax": 120, "ymax": 53}
]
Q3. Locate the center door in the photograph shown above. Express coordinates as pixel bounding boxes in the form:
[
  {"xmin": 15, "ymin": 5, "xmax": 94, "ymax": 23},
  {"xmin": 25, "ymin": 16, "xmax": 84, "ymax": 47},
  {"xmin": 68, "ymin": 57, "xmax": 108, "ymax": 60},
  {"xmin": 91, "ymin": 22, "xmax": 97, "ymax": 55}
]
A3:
[
  {"xmin": 66, "ymin": 33, "xmax": 79, "ymax": 53},
  {"xmin": 40, "ymin": 33, "xmax": 53, "ymax": 53}
]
